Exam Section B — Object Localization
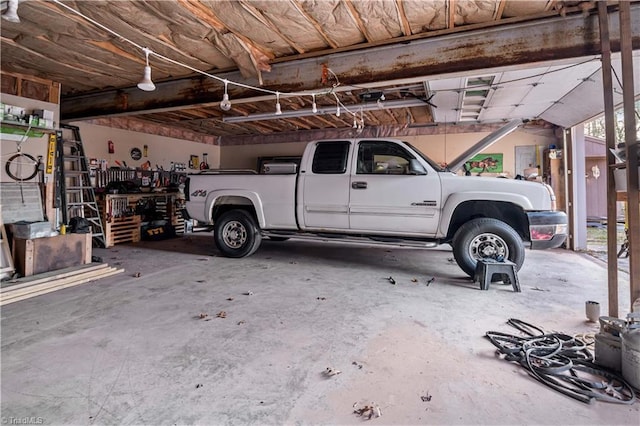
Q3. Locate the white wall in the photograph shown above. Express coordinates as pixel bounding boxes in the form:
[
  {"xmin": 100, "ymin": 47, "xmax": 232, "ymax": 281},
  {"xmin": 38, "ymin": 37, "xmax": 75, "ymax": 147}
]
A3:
[
  {"xmin": 71, "ymin": 122, "xmax": 220, "ymax": 171},
  {"xmin": 220, "ymin": 129, "xmax": 559, "ymax": 175}
]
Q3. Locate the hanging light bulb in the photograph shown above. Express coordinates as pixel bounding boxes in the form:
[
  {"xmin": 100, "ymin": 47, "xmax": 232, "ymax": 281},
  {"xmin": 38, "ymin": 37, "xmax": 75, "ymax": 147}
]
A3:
[
  {"xmin": 2, "ymin": 0, "xmax": 20, "ymax": 23},
  {"xmin": 275, "ymin": 92, "xmax": 282, "ymax": 115},
  {"xmin": 312, "ymin": 94, "xmax": 318, "ymax": 114},
  {"xmin": 137, "ymin": 48, "xmax": 156, "ymax": 91},
  {"xmin": 220, "ymin": 80, "xmax": 232, "ymax": 111},
  {"xmin": 377, "ymin": 94, "xmax": 386, "ymax": 109},
  {"xmin": 352, "ymin": 116, "xmax": 357, "ymax": 129}
]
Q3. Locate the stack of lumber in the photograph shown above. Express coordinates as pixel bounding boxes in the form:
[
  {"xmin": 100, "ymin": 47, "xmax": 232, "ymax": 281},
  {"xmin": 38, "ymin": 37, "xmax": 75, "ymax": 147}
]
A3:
[{"xmin": 0, "ymin": 263, "xmax": 123, "ymax": 306}]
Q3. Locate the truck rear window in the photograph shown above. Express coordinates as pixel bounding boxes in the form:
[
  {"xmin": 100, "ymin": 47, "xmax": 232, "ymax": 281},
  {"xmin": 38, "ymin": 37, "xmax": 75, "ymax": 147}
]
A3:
[{"xmin": 312, "ymin": 141, "xmax": 350, "ymax": 174}]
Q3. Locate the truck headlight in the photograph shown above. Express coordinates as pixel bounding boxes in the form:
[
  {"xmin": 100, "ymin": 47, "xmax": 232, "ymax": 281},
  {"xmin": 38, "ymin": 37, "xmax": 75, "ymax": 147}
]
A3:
[{"xmin": 530, "ymin": 224, "xmax": 568, "ymax": 240}]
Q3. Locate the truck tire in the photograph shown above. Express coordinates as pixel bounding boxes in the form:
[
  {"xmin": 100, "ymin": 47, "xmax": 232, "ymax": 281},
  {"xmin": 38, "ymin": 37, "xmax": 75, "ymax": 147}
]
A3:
[
  {"xmin": 452, "ymin": 218, "xmax": 525, "ymax": 278},
  {"xmin": 214, "ymin": 210, "xmax": 262, "ymax": 258}
]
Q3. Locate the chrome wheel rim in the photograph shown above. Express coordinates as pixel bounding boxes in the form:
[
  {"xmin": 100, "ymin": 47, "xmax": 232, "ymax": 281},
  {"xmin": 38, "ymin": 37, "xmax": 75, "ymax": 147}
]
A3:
[
  {"xmin": 469, "ymin": 232, "xmax": 509, "ymax": 260},
  {"xmin": 222, "ymin": 220, "xmax": 247, "ymax": 249}
]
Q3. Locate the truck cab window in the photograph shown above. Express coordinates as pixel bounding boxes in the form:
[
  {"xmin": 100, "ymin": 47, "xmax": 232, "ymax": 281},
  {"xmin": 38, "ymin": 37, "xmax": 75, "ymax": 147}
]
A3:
[
  {"xmin": 357, "ymin": 141, "xmax": 415, "ymax": 174},
  {"xmin": 312, "ymin": 141, "xmax": 350, "ymax": 174}
]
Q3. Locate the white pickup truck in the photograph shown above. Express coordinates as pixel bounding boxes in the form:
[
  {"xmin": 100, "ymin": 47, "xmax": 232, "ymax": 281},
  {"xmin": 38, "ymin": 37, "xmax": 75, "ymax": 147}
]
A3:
[{"xmin": 185, "ymin": 123, "xmax": 567, "ymax": 277}]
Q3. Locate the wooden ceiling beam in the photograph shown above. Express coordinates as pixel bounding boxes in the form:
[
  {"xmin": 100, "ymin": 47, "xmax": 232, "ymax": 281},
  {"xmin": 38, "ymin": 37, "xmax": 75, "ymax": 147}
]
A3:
[{"xmin": 395, "ymin": 0, "xmax": 413, "ymax": 36}]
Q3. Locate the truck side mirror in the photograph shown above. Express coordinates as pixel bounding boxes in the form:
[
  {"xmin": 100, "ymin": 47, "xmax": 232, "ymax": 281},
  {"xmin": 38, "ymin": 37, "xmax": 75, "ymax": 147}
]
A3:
[{"xmin": 408, "ymin": 159, "xmax": 427, "ymax": 175}]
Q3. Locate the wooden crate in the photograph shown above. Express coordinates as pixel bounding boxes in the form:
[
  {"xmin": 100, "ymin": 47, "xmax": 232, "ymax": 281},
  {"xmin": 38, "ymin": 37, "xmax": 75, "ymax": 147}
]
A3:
[
  {"xmin": 12, "ymin": 233, "xmax": 91, "ymax": 277},
  {"xmin": 104, "ymin": 215, "xmax": 141, "ymax": 248}
]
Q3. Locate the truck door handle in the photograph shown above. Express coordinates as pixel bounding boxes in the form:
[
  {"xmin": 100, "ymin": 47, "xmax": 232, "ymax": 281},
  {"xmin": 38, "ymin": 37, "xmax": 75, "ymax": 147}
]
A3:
[{"xmin": 352, "ymin": 181, "xmax": 367, "ymax": 189}]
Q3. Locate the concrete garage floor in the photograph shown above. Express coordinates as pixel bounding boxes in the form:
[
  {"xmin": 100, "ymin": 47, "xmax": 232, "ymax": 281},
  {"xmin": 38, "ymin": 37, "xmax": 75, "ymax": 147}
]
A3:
[{"xmin": 1, "ymin": 234, "xmax": 637, "ymax": 425}]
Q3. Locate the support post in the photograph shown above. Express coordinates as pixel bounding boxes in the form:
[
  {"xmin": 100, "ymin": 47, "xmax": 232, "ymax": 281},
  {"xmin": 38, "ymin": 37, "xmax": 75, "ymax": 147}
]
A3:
[
  {"xmin": 619, "ymin": 1, "xmax": 640, "ymax": 308},
  {"xmin": 598, "ymin": 0, "xmax": 619, "ymax": 318}
]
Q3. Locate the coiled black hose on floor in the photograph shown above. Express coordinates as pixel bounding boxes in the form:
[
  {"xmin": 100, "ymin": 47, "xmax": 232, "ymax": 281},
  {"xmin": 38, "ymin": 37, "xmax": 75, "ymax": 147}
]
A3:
[{"xmin": 485, "ymin": 318, "xmax": 636, "ymax": 404}]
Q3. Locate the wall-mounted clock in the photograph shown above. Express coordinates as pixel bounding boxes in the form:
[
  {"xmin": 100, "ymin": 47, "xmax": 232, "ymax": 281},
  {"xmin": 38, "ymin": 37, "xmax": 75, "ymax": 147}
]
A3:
[{"xmin": 130, "ymin": 147, "xmax": 142, "ymax": 160}]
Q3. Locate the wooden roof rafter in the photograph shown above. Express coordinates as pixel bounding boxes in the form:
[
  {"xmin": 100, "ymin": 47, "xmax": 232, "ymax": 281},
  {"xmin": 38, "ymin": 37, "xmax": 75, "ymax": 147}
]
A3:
[
  {"xmin": 395, "ymin": 0, "xmax": 412, "ymax": 36},
  {"xmin": 176, "ymin": 0, "xmax": 274, "ymax": 78},
  {"xmin": 448, "ymin": 0, "xmax": 456, "ymax": 29},
  {"xmin": 493, "ymin": 0, "xmax": 507, "ymax": 20},
  {"xmin": 237, "ymin": 0, "xmax": 306, "ymax": 55},
  {"xmin": 344, "ymin": 0, "xmax": 374, "ymax": 43},
  {"xmin": 289, "ymin": 0, "xmax": 340, "ymax": 49}
]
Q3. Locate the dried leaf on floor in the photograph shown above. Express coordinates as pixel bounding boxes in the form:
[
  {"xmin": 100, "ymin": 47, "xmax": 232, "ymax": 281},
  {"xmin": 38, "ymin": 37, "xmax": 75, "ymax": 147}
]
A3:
[
  {"xmin": 420, "ymin": 393, "xmax": 432, "ymax": 402},
  {"xmin": 353, "ymin": 402, "xmax": 381, "ymax": 419},
  {"xmin": 217, "ymin": 311, "xmax": 227, "ymax": 318},
  {"xmin": 323, "ymin": 367, "xmax": 341, "ymax": 377},
  {"xmin": 133, "ymin": 272, "xmax": 141, "ymax": 278},
  {"xmin": 388, "ymin": 276, "xmax": 396, "ymax": 285}
]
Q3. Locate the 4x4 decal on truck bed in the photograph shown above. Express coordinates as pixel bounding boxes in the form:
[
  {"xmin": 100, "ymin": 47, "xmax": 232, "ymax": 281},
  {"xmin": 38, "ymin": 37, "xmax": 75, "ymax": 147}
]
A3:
[{"xmin": 191, "ymin": 189, "xmax": 207, "ymax": 197}]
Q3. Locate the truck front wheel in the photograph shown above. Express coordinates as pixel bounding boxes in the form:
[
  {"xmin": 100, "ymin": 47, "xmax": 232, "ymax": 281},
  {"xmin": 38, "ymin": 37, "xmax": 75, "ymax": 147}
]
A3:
[
  {"xmin": 452, "ymin": 218, "xmax": 525, "ymax": 277},
  {"xmin": 214, "ymin": 210, "xmax": 262, "ymax": 258}
]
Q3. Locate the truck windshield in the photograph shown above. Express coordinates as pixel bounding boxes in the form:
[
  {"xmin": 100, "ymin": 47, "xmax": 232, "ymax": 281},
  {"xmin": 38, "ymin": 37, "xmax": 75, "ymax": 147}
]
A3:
[{"xmin": 401, "ymin": 141, "xmax": 444, "ymax": 172}]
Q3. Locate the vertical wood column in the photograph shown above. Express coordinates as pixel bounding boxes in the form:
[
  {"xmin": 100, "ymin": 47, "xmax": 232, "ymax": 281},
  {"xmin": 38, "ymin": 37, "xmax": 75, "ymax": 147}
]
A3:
[
  {"xmin": 598, "ymin": 1, "xmax": 619, "ymax": 317},
  {"xmin": 619, "ymin": 1, "xmax": 640, "ymax": 307}
]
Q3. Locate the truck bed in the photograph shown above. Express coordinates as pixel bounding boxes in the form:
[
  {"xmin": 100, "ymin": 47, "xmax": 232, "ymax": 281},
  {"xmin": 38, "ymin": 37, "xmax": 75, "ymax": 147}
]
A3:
[{"xmin": 186, "ymin": 173, "xmax": 298, "ymax": 229}]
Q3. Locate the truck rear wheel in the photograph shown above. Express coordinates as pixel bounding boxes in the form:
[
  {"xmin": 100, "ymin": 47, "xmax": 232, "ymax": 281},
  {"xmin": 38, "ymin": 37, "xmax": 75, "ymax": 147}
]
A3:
[
  {"xmin": 452, "ymin": 218, "xmax": 525, "ymax": 277},
  {"xmin": 214, "ymin": 210, "xmax": 262, "ymax": 258}
]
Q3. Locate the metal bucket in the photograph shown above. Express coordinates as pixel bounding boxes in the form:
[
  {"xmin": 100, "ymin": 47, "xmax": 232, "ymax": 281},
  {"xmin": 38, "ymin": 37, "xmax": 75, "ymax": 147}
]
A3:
[
  {"xmin": 595, "ymin": 316, "xmax": 625, "ymax": 372},
  {"xmin": 621, "ymin": 313, "xmax": 640, "ymax": 389}
]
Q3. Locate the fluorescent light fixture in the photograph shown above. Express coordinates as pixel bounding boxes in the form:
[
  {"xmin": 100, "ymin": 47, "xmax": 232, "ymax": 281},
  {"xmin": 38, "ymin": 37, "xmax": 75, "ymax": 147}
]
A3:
[{"xmin": 222, "ymin": 99, "xmax": 429, "ymax": 124}]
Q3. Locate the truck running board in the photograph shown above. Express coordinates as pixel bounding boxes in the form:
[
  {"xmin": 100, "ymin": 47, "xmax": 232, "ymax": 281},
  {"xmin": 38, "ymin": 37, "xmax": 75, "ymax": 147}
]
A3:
[{"xmin": 262, "ymin": 231, "xmax": 439, "ymax": 249}]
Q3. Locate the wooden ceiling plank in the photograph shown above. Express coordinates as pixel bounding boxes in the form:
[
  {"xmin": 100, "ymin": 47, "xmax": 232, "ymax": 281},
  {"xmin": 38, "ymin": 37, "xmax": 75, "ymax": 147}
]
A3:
[
  {"xmin": 360, "ymin": 111, "xmax": 378, "ymax": 126},
  {"xmin": 1, "ymin": 37, "xmax": 121, "ymax": 83},
  {"xmin": 311, "ymin": 114, "xmax": 340, "ymax": 128},
  {"xmin": 286, "ymin": 118, "xmax": 313, "ymax": 130},
  {"xmin": 238, "ymin": 0, "xmax": 306, "ymax": 54},
  {"xmin": 290, "ymin": 0, "xmax": 340, "ymax": 49},
  {"xmin": 344, "ymin": 0, "xmax": 374, "ymax": 43},
  {"xmin": 384, "ymin": 109, "xmax": 400, "ymax": 124},
  {"xmin": 395, "ymin": 0, "xmax": 413, "ymax": 36}
]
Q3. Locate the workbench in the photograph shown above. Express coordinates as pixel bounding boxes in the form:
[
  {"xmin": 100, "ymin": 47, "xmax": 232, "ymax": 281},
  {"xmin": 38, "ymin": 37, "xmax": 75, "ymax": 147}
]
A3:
[{"xmin": 97, "ymin": 192, "xmax": 185, "ymax": 247}]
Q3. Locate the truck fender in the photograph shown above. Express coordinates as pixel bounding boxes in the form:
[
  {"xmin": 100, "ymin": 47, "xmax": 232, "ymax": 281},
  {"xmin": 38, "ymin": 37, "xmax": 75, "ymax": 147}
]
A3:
[
  {"xmin": 205, "ymin": 189, "xmax": 266, "ymax": 228},
  {"xmin": 439, "ymin": 192, "xmax": 533, "ymax": 236}
]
